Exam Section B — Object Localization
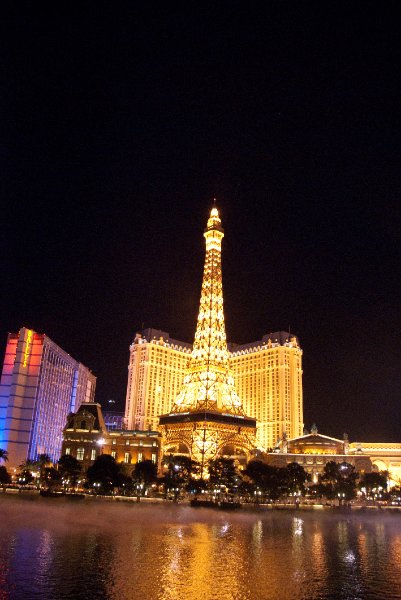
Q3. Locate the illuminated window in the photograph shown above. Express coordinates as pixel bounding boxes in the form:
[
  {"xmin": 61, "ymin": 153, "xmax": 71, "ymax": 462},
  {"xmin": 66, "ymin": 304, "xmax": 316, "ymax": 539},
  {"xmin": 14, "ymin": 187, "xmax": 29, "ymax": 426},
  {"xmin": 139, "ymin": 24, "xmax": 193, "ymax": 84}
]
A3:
[
  {"xmin": 112, "ymin": 439, "xmax": 116, "ymax": 445},
  {"xmin": 65, "ymin": 447, "xmax": 71, "ymax": 455},
  {"xmin": 124, "ymin": 452, "xmax": 130, "ymax": 463},
  {"xmin": 111, "ymin": 451, "xmax": 116, "ymax": 459},
  {"xmin": 91, "ymin": 449, "xmax": 96, "ymax": 461},
  {"xmin": 151, "ymin": 453, "xmax": 157, "ymax": 464},
  {"xmin": 138, "ymin": 452, "xmax": 143, "ymax": 463},
  {"xmin": 77, "ymin": 447, "xmax": 84, "ymax": 461}
]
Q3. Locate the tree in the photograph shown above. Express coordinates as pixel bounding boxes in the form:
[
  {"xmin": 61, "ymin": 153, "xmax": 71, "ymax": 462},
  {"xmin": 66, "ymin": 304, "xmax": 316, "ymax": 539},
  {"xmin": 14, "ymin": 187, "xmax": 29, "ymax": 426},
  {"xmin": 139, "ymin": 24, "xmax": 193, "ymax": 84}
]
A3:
[
  {"xmin": 359, "ymin": 471, "xmax": 388, "ymax": 499},
  {"xmin": 132, "ymin": 460, "xmax": 158, "ymax": 495},
  {"xmin": 208, "ymin": 458, "xmax": 242, "ymax": 497},
  {"xmin": 86, "ymin": 454, "xmax": 121, "ymax": 494},
  {"xmin": 320, "ymin": 461, "xmax": 358, "ymax": 504},
  {"xmin": 244, "ymin": 460, "xmax": 287, "ymax": 502},
  {"xmin": 58, "ymin": 455, "xmax": 82, "ymax": 489},
  {"xmin": 0, "ymin": 465, "xmax": 11, "ymax": 491},
  {"xmin": 286, "ymin": 462, "xmax": 311, "ymax": 496},
  {"xmin": 18, "ymin": 469, "xmax": 34, "ymax": 486},
  {"xmin": 18, "ymin": 460, "xmax": 39, "ymax": 486},
  {"xmin": 0, "ymin": 449, "xmax": 9, "ymax": 463},
  {"xmin": 42, "ymin": 467, "xmax": 61, "ymax": 491},
  {"xmin": 163, "ymin": 455, "xmax": 200, "ymax": 499},
  {"xmin": 37, "ymin": 454, "xmax": 51, "ymax": 486}
]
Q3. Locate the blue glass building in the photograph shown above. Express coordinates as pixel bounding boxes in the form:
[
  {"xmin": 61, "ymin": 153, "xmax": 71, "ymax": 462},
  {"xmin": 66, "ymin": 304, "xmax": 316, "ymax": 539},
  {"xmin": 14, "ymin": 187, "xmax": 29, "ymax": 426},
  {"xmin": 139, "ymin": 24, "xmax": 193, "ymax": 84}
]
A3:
[{"xmin": 0, "ymin": 327, "xmax": 96, "ymax": 467}]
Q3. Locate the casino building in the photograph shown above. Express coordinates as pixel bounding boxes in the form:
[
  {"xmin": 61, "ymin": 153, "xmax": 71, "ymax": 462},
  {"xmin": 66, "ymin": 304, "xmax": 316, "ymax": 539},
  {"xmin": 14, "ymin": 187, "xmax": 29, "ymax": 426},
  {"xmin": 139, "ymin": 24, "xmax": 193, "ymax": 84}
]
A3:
[
  {"xmin": 0, "ymin": 327, "xmax": 96, "ymax": 467},
  {"xmin": 265, "ymin": 424, "xmax": 401, "ymax": 487},
  {"xmin": 125, "ymin": 329, "xmax": 303, "ymax": 452}
]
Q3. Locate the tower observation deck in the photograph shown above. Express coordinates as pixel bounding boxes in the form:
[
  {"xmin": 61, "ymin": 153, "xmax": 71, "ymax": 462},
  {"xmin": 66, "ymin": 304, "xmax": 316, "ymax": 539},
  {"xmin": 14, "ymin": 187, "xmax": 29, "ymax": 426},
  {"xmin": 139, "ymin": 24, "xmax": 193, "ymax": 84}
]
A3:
[{"xmin": 159, "ymin": 207, "xmax": 256, "ymax": 473}]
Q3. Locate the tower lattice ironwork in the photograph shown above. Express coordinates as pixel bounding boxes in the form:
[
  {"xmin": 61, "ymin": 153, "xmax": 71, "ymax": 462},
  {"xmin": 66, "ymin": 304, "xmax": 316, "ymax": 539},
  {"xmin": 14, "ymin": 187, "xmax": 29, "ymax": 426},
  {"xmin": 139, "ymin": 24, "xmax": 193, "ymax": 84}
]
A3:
[{"xmin": 159, "ymin": 207, "xmax": 256, "ymax": 472}]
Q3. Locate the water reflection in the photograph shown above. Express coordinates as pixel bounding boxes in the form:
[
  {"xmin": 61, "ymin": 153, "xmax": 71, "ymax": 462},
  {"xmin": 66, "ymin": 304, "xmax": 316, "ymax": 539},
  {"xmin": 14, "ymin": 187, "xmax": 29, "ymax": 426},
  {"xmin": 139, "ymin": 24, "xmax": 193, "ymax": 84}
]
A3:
[{"xmin": 1, "ymin": 497, "xmax": 401, "ymax": 600}]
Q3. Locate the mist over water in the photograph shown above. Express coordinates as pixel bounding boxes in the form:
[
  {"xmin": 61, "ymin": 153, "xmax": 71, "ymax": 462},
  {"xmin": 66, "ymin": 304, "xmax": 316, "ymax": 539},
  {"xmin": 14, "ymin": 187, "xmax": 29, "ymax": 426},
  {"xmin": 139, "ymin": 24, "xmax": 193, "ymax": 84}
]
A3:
[{"xmin": 1, "ymin": 497, "xmax": 401, "ymax": 600}]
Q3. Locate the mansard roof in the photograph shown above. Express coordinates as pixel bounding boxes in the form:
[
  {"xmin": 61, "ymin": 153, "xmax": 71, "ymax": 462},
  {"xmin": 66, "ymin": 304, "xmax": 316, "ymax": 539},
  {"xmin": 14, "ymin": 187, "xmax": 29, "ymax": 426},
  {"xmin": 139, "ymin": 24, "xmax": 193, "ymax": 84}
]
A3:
[{"xmin": 64, "ymin": 402, "xmax": 107, "ymax": 432}]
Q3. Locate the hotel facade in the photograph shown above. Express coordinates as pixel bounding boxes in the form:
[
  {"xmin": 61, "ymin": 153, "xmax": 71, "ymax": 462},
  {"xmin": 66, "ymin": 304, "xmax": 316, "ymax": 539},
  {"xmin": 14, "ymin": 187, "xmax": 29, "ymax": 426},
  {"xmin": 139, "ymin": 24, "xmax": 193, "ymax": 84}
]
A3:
[
  {"xmin": 0, "ymin": 327, "xmax": 96, "ymax": 467},
  {"xmin": 61, "ymin": 402, "xmax": 161, "ymax": 473},
  {"xmin": 125, "ymin": 330, "xmax": 303, "ymax": 452}
]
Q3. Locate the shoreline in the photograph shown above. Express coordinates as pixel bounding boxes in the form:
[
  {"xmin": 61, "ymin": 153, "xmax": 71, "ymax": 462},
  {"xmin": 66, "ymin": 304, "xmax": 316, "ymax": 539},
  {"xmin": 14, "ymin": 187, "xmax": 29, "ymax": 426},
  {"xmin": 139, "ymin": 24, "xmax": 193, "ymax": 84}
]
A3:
[{"xmin": 1, "ymin": 490, "xmax": 401, "ymax": 513}]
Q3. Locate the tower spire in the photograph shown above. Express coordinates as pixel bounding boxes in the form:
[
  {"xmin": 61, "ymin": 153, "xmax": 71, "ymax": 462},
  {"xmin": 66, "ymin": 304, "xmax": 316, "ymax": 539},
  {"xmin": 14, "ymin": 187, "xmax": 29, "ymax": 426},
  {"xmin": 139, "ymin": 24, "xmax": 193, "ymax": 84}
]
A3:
[
  {"xmin": 173, "ymin": 206, "xmax": 243, "ymax": 414},
  {"xmin": 159, "ymin": 206, "xmax": 256, "ymax": 472}
]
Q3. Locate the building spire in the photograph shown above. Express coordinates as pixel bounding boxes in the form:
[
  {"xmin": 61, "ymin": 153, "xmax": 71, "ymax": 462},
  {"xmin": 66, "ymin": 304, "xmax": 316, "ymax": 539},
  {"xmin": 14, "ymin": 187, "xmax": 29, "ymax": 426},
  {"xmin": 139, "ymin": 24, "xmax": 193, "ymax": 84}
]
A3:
[{"xmin": 172, "ymin": 207, "xmax": 244, "ymax": 414}]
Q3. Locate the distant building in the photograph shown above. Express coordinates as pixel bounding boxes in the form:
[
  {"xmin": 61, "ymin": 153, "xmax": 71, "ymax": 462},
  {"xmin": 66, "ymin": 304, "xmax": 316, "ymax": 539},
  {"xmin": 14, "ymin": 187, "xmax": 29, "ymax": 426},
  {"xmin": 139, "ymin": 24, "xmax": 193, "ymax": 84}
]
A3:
[
  {"xmin": 264, "ymin": 425, "xmax": 401, "ymax": 486},
  {"xmin": 103, "ymin": 410, "xmax": 125, "ymax": 430},
  {"xmin": 125, "ymin": 328, "xmax": 303, "ymax": 451},
  {"xmin": 265, "ymin": 426, "xmax": 372, "ymax": 483},
  {"xmin": 348, "ymin": 442, "xmax": 401, "ymax": 487},
  {"xmin": 0, "ymin": 327, "xmax": 96, "ymax": 467},
  {"xmin": 62, "ymin": 402, "xmax": 161, "ymax": 473}
]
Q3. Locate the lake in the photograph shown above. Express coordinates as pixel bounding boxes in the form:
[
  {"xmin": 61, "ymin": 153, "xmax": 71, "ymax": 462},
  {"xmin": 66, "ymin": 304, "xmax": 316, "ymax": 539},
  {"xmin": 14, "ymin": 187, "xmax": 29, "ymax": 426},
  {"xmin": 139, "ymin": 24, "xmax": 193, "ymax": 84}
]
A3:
[{"xmin": 1, "ymin": 496, "xmax": 401, "ymax": 599}]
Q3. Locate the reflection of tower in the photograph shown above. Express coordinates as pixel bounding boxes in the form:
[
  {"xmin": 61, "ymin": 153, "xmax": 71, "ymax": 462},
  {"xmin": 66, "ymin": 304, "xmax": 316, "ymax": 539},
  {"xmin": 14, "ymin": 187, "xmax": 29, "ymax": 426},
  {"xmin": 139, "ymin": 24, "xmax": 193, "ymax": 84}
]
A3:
[{"xmin": 159, "ymin": 207, "xmax": 256, "ymax": 474}]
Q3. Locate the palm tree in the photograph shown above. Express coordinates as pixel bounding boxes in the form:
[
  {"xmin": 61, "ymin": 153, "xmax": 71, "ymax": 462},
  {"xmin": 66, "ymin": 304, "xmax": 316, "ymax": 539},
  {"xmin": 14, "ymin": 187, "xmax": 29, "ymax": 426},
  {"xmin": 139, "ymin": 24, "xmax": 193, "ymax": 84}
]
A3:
[
  {"xmin": 0, "ymin": 465, "xmax": 11, "ymax": 491},
  {"xmin": 0, "ymin": 449, "xmax": 9, "ymax": 463},
  {"xmin": 19, "ymin": 459, "xmax": 39, "ymax": 487},
  {"xmin": 36, "ymin": 454, "xmax": 51, "ymax": 487}
]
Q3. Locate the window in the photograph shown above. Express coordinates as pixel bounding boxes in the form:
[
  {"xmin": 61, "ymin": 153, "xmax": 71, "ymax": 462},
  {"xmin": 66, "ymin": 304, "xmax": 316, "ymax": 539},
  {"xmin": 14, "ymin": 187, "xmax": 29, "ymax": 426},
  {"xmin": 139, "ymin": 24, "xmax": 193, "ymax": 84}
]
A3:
[
  {"xmin": 65, "ymin": 447, "xmax": 71, "ymax": 455},
  {"xmin": 151, "ymin": 453, "xmax": 157, "ymax": 464},
  {"xmin": 91, "ymin": 449, "xmax": 96, "ymax": 461},
  {"xmin": 112, "ymin": 439, "xmax": 116, "ymax": 445},
  {"xmin": 77, "ymin": 447, "xmax": 84, "ymax": 461},
  {"xmin": 138, "ymin": 452, "xmax": 143, "ymax": 463},
  {"xmin": 124, "ymin": 452, "xmax": 130, "ymax": 463},
  {"xmin": 111, "ymin": 451, "xmax": 116, "ymax": 459},
  {"xmin": 126, "ymin": 440, "xmax": 130, "ymax": 446}
]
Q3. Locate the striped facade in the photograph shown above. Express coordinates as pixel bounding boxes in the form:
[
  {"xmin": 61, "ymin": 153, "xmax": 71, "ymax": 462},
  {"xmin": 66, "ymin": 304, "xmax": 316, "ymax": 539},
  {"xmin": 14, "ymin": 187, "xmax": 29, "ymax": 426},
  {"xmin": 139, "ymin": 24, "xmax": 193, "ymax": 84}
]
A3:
[{"xmin": 0, "ymin": 327, "xmax": 96, "ymax": 467}]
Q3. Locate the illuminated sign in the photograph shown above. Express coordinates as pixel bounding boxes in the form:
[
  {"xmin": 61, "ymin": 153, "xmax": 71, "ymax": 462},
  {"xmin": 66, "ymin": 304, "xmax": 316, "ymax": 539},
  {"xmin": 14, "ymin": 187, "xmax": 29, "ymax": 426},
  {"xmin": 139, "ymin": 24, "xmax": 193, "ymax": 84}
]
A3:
[{"xmin": 23, "ymin": 329, "xmax": 33, "ymax": 368}]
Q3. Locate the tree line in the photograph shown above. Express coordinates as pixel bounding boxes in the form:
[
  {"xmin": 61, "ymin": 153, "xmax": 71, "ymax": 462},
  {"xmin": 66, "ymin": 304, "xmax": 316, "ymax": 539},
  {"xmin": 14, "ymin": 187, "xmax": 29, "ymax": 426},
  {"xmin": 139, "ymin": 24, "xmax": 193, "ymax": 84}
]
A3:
[{"xmin": 1, "ymin": 448, "xmax": 399, "ymax": 505}]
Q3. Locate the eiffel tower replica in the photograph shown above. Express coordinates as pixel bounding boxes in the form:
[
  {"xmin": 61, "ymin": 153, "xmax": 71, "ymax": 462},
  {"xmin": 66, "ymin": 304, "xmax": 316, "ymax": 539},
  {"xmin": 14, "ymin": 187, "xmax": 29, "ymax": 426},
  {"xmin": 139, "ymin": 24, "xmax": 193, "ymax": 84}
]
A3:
[{"xmin": 159, "ymin": 206, "xmax": 256, "ymax": 475}]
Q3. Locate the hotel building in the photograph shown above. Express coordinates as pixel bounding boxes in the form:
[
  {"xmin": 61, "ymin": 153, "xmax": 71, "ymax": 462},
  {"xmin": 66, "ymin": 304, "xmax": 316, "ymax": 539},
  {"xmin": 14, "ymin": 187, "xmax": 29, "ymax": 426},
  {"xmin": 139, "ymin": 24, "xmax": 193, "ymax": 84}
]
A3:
[
  {"xmin": 125, "ymin": 329, "xmax": 303, "ymax": 452},
  {"xmin": 62, "ymin": 402, "xmax": 161, "ymax": 473},
  {"xmin": 266, "ymin": 425, "xmax": 401, "ymax": 487},
  {"xmin": 229, "ymin": 332, "xmax": 303, "ymax": 451},
  {"xmin": 0, "ymin": 327, "xmax": 96, "ymax": 467},
  {"xmin": 125, "ymin": 328, "xmax": 191, "ymax": 432}
]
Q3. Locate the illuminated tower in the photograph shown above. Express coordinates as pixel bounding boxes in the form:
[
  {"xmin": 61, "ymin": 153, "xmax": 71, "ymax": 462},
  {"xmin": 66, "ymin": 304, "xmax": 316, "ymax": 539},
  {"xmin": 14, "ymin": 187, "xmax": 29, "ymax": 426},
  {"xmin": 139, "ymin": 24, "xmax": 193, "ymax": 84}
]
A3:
[{"xmin": 159, "ymin": 208, "xmax": 256, "ymax": 473}]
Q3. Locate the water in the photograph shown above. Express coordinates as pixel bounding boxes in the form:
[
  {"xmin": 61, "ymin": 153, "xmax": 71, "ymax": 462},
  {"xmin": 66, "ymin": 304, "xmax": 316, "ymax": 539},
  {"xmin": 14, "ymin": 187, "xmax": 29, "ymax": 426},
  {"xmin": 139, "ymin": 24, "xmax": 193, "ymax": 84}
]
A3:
[{"xmin": 1, "ymin": 497, "xmax": 401, "ymax": 600}]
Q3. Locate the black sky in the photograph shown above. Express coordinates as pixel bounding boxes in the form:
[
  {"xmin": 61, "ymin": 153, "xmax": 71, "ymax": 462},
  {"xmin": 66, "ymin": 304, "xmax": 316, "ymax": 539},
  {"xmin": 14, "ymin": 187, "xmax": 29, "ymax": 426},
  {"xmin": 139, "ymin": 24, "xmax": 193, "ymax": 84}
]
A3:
[{"xmin": 1, "ymin": 3, "xmax": 401, "ymax": 441}]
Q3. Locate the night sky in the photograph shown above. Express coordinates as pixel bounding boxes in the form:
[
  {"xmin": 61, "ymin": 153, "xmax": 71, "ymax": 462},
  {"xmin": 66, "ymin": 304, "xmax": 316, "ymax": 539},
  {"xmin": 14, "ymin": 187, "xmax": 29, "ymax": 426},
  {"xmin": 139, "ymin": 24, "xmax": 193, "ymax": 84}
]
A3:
[{"xmin": 1, "ymin": 4, "xmax": 400, "ymax": 442}]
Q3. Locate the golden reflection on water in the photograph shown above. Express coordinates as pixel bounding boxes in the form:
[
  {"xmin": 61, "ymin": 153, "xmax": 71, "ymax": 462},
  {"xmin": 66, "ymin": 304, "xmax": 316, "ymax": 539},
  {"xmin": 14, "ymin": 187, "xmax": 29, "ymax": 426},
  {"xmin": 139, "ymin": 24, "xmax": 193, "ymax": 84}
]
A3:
[
  {"xmin": 156, "ymin": 521, "xmax": 249, "ymax": 600},
  {"xmin": 389, "ymin": 535, "xmax": 401, "ymax": 585},
  {"xmin": 310, "ymin": 525, "xmax": 326, "ymax": 592},
  {"xmin": 2, "ymin": 499, "xmax": 401, "ymax": 600}
]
